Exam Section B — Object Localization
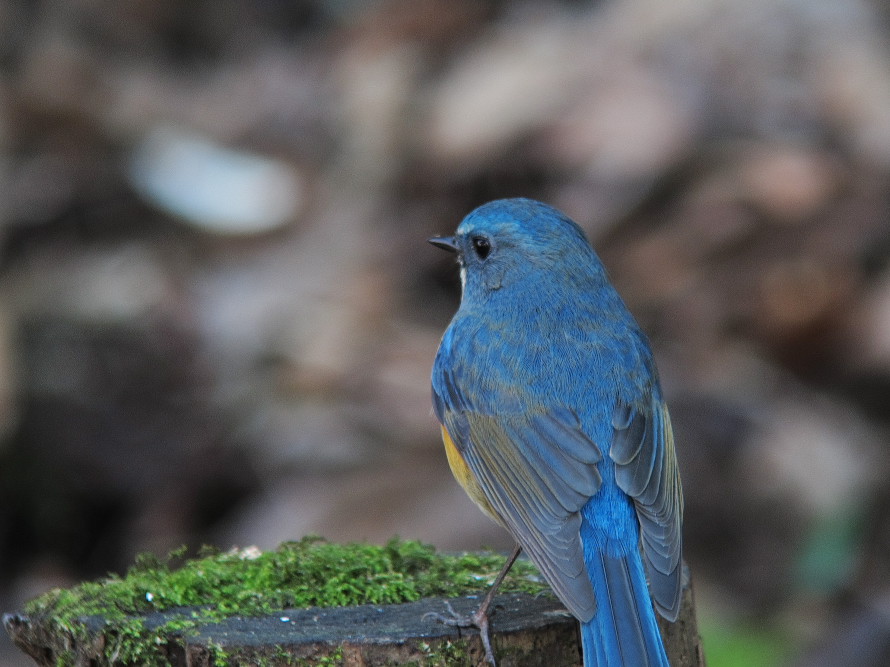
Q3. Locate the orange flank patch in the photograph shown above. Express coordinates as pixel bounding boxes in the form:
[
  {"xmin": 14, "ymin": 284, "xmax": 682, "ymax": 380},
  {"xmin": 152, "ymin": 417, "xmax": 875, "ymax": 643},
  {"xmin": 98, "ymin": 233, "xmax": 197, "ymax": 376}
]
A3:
[{"xmin": 440, "ymin": 425, "xmax": 501, "ymax": 525}]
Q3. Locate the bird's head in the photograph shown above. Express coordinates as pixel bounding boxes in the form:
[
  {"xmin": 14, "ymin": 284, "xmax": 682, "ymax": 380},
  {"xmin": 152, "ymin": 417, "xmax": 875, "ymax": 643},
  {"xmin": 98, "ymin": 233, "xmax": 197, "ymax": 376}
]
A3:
[{"xmin": 429, "ymin": 198, "xmax": 602, "ymax": 301}]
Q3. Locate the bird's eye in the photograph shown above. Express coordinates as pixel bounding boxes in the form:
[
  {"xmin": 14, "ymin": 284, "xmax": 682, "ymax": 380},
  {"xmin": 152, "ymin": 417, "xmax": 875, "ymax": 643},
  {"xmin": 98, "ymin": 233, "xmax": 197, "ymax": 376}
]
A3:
[{"xmin": 471, "ymin": 236, "xmax": 491, "ymax": 259}]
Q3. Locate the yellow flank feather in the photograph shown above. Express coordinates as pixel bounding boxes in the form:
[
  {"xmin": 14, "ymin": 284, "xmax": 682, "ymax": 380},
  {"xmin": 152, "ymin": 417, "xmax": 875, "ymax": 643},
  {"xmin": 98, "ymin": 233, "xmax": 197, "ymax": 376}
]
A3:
[{"xmin": 440, "ymin": 425, "xmax": 501, "ymax": 525}]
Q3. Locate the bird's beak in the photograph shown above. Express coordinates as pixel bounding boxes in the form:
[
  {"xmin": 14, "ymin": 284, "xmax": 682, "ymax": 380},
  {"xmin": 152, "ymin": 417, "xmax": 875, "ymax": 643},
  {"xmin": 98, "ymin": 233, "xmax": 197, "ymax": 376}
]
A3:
[{"xmin": 428, "ymin": 236, "xmax": 458, "ymax": 253}]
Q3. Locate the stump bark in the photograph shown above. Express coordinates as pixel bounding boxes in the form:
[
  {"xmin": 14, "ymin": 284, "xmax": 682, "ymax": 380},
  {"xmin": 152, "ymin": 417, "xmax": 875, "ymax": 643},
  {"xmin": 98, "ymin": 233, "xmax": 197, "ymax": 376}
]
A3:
[{"xmin": 5, "ymin": 578, "xmax": 703, "ymax": 666}]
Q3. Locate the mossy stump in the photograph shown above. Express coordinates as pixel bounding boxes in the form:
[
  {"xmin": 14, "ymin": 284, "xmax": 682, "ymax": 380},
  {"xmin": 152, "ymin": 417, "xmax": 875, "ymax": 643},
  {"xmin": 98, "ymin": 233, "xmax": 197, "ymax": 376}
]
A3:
[
  {"xmin": 5, "ymin": 593, "xmax": 581, "ymax": 666},
  {"xmin": 2, "ymin": 539, "xmax": 704, "ymax": 666}
]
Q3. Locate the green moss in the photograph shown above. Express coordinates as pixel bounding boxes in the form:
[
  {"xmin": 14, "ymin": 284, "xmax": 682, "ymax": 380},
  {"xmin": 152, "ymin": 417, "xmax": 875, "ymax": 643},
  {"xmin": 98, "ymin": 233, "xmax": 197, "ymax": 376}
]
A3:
[
  {"xmin": 25, "ymin": 537, "xmax": 546, "ymax": 666},
  {"xmin": 417, "ymin": 639, "xmax": 473, "ymax": 666},
  {"xmin": 309, "ymin": 645, "xmax": 345, "ymax": 666}
]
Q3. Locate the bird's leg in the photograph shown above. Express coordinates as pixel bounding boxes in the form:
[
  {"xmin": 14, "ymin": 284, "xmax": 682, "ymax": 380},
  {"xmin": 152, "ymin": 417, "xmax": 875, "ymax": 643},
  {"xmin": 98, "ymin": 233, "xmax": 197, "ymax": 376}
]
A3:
[{"xmin": 423, "ymin": 543, "xmax": 522, "ymax": 666}]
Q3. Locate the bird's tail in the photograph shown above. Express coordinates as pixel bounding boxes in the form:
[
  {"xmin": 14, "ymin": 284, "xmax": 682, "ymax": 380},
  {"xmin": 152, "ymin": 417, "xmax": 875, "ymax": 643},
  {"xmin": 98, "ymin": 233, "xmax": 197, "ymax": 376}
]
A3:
[{"xmin": 580, "ymin": 550, "xmax": 669, "ymax": 667}]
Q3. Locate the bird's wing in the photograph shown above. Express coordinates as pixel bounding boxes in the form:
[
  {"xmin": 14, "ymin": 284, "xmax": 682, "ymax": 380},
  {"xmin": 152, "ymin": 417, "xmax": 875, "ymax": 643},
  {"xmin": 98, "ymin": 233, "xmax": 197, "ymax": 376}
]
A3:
[
  {"xmin": 433, "ymin": 375, "xmax": 603, "ymax": 621},
  {"xmin": 611, "ymin": 397, "xmax": 684, "ymax": 621}
]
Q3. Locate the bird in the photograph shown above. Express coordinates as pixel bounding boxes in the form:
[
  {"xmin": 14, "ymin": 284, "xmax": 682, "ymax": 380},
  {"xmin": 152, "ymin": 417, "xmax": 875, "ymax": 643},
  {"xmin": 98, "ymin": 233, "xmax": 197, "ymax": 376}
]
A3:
[{"xmin": 428, "ymin": 198, "xmax": 683, "ymax": 666}]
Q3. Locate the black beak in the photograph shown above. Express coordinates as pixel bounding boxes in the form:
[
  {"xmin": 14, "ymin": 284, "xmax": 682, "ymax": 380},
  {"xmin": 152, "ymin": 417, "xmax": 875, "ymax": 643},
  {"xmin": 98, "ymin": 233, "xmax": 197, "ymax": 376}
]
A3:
[{"xmin": 428, "ymin": 236, "xmax": 458, "ymax": 253}]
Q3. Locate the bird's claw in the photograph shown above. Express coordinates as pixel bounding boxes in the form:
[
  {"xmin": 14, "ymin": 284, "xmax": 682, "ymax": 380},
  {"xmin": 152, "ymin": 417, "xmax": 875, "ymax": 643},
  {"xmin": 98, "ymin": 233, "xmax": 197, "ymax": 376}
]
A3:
[
  {"xmin": 424, "ymin": 600, "xmax": 497, "ymax": 666},
  {"xmin": 422, "ymin": 601, "xmax": 469, "ymax": 628}
]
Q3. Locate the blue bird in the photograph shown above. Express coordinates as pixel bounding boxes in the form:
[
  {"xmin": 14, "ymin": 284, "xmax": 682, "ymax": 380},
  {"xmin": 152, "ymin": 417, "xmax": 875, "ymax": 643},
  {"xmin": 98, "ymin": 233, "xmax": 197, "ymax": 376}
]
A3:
[{"xmin": 429, "ymin": 198, "xmax": 683, "ymax": 666}]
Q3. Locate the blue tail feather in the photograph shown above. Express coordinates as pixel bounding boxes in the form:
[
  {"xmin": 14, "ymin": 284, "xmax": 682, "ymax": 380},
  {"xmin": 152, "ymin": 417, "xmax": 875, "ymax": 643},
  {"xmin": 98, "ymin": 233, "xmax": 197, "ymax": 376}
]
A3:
[{"xmin": 580, "ymin": 550, "xmax": 669, "ymax": 666}]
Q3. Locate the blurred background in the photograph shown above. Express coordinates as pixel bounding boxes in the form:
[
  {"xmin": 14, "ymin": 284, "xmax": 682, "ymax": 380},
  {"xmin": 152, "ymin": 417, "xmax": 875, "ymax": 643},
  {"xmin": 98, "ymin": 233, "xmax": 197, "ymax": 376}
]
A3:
[{"xmin": 1, "ymin": 0, "xmax": 890, "ymax": 665}]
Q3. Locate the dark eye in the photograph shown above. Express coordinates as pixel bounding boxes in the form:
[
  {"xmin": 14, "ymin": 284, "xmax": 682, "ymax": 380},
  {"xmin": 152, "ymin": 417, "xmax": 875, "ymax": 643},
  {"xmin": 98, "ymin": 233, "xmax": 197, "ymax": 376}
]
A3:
[{"xmin": 471, "ymin": 236, "xmax": 491, "ymax": 259}]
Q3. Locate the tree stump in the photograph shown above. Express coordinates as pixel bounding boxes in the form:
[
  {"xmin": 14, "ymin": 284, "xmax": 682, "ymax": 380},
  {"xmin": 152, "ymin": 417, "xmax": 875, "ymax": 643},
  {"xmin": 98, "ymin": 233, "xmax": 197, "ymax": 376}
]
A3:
[{"xmin": 4, "ymin": 580, "xmax": 704, "ymax": 666}]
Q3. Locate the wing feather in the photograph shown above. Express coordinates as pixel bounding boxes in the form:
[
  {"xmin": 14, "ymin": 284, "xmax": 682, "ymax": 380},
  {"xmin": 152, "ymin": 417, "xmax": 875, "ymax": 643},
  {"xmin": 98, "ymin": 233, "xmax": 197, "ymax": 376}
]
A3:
[
  {"xmin": 610, "ymin": 398, "xmax": 683, "ymax": 621},
  {"xmin": 434, "ymin": 373, "xmax": 603, "ymax": 622}
]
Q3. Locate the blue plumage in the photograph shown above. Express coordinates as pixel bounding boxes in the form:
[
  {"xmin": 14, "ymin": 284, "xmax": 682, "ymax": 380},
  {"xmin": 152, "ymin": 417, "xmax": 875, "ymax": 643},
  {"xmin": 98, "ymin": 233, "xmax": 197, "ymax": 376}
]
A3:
[{"xmin": 431, "ymin": 198, "xmax": 683, "ymax": 665}]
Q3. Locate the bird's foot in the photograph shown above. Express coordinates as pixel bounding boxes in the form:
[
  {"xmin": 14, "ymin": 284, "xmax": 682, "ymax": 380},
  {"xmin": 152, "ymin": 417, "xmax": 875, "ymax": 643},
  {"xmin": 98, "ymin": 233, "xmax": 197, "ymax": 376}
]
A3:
[{"xmin": 423, "ymin": 600, "xmax": 497, "ymax": 666}]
